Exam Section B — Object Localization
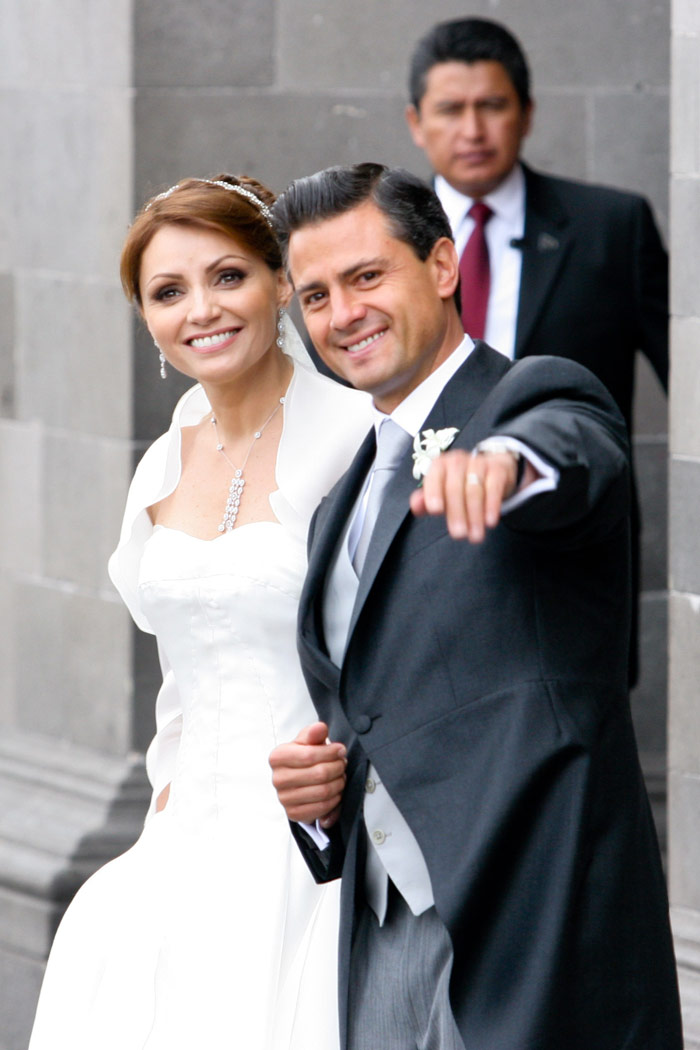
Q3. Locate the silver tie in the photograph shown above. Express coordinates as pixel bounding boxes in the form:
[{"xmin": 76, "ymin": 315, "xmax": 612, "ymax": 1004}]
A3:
[{"xmin": 351, "ymin": 418, "xmax": 411, "ymax": 575}]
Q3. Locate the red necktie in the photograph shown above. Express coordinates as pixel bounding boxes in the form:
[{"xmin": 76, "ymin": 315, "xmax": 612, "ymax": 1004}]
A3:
[{"xmin": 459, "ymin": 201, "xmax": 493, "ymax": 339}]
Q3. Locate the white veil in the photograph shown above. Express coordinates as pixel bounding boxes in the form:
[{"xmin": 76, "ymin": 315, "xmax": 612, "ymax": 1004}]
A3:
[{"xmin": 280, "ymin": 310, "xmax": 317, "ymax": 372}]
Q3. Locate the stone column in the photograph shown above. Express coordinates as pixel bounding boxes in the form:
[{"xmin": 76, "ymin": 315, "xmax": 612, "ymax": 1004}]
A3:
[
  {"xmin": 669, "ymin": 1, "xmax": 700, "ymax": 1043},
  {"xmin": 0, "ymin": 4, "xmax": 149, "ymax": 1046}
]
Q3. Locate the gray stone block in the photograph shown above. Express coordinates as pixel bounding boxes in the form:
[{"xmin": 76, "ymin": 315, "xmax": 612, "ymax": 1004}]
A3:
[
  {"xmin": 42, "ymin": 432, "xmax": 132, "ymax": 591},
  {"xmin": 633, "ymin": 352, "xmax": 668, "ymax": 438},
  {"xmin": 0, "ymin": 947, "xmax": 44, "ymax": 1050},
  {"xmin": 668, "ymin": 592, "xmax": 700, "ymax": 774},
  {"xmin": 671, "ymin": 35, "xmax": 700, "ymax": 177},
  {"xmin": 0, "ymin": 0, "xmax": 131, "ymax": 88},
  {"xmin": 670, "ymin": 176, "xmax": 700, "ymax": 318},
  {"xmin": 0, "ymin": 419, "xmax": 41, "ymax": 578},
  {"xmin": 635, "ymin": 437, "xmax": 668, "ymax": 592},
  {"xmin": 592, "ymin": 91, "xmax": 669, "ymax": 235},
  {"xmin": 277, "ymin": 1, "xmax": 459, "ymax": 94},
  {"xmin": 0, "ymin": 96, "xmax": 11, "ymax": 273},
  {"xmin": 521, "ymin": 93, "xmax": 587, "ymax": 181},
  {"xmin": 630, "ymin": 593, "xmax": 668, "ymax": 750},
  {"xmin": 0, "ymin": 734, "xmax": 149, "ymax": 904},
  {"xmin": 671, "ymin": 907, "xmax": 700, "ymax": 1049},
  {"xmin": 134, "ymin": 0, "xmax": 275, "ymax": 88},
  {"xmin": 0, "ymin": 272, "xmax": 13, "ymax": 418},
  {"xmin": 668, "ymin": 770, "xmax": 700, "ymax": 910},
  {"xmin": 134, "ymin": 90, "xmax": 421, "ymax": 203},
  {"xmin": 277, "ymin": 0, "xmax": 669, "ymax": 94},
  {"xmin": 0, "ymin": 577, "xmax": 16, "ymax": 726},
  {"xmin": 10, "ymin": 91, "xmax": 132, "ymax": 278},
  {"xmin": 0, "ymin": 730, "xmax": 150, "ymax": 1043},
  {"xmin": 15, "ymin": 276, "xmax": 131, "ymax": 438},
  {"xmin": 670, "ymin": 317, "xmax": 700, "ymax": 459},
  {"xmin": 673, "ymin": 1, "xmax": 700, "ymax": 42},
  {"xmin": 669, "ymin": 458, "xmax": 700, "ymax": 594},
  {"xmin": 502, "ymin": 0, "xmax": 668, "ymax": 91},
  {"xmin": 15, "ymin": 583, "xmax": 132, "ymax": 755}
]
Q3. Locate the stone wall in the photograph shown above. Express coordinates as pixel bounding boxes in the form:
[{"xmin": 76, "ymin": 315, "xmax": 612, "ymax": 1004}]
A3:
[
  {"xmin": 0, "ymin": 1, "xmax": 673, "ymax": 1044},
  {"xmin": 0, "ymin": 3, "xmax": 140, "ymax": 1047}
]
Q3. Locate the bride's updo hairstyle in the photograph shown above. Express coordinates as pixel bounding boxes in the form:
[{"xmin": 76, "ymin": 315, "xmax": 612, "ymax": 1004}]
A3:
[{"xmin": 121, "ymin": 174, "xmax": 281, "ymax": 308}]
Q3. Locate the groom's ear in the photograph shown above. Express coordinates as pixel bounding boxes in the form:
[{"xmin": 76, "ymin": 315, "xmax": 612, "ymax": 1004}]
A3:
[{"xmin": 429, "ymin": 237, "xmax": 460, "ymax": 302}]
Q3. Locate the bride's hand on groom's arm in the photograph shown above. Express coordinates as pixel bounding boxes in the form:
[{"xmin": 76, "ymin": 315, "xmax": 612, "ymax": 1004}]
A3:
[{"xmin": 269, "ymin": 722, "xmax": 347, "ymax": 829}]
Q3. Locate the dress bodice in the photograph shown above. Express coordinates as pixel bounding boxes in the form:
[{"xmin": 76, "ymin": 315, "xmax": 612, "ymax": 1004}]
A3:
[{"xmin": 138, "ymin": 523, "xmax": 314, "ymax": 830}]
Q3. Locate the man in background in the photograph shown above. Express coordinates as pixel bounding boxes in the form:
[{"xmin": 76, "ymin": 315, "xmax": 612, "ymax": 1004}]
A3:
[{"xmin": 405, "ymin": 17, "xmax": 668, "ymax": 685}]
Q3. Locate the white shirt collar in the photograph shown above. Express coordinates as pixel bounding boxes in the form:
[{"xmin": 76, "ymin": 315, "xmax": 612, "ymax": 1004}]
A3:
[
  {"xmin": 370, "ymin": 335, "xmax": 474, "ymax": 439},
  {"xmin": 435, "ymin": 163, "xmax": 525, "ymax": 231}
]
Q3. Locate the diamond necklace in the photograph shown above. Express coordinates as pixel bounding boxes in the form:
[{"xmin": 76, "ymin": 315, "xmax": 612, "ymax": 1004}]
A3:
[{"xmin": 210, "ymin": 395, "xmax": 286, "ymax": 532}]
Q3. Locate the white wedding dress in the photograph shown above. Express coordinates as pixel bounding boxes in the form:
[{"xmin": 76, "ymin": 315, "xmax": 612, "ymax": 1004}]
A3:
[{"xmin": 28, "ymin": 356, "xmax": 372, "ymax": 1050}]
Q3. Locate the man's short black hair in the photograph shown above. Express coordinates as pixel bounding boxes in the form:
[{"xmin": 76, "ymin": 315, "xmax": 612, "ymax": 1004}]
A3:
[
  {"xmin": 273, "ymin": 163, "xmax": 460, "ymax": 309},
  {"xmin": 409, "ymin": 18, "xmax": 531, "ymax": 110},
  {"xmin": 273, "ymin": 162, "xmax": 453, "ymax": 263}
]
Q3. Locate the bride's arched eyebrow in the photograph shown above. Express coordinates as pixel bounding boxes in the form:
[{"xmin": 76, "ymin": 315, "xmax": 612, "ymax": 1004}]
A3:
[
  {"xmin": 205, "ymin": 254, "xmax": 248, "ymax": 273},
  {"xmin": 145, "ymin": 255, "xmax": 249, "ymax": 289},
  {"xmin": 145, "ymin": 271, "xmax": 182, "ymax": 288}
]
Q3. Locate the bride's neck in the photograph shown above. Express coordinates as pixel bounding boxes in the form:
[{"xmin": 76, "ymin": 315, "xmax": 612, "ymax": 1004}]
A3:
[{"xmin": 202, "ymin": 350, "xmax": 293, "ymax": 442}]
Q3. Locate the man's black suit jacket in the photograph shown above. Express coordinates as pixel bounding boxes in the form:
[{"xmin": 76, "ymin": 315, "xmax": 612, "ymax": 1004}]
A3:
[
  {"xmin": 515, "ymin": 164, "xmax": 667, "ymax": 428},
  {"xmin": 295, "ymin": 346, "xmax": 681, "ymax": 1050}
]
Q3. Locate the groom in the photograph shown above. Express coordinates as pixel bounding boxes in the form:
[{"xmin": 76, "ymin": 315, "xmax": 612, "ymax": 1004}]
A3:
[{"xmin": 269, "ymin": 164, "xmax": 681, "ymax": 1049}]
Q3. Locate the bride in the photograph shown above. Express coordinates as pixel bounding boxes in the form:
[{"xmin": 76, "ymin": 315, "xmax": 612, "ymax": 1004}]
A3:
[{"xmin": 28, "ymin": 175, "xmax": 372, "ymax": 1050}]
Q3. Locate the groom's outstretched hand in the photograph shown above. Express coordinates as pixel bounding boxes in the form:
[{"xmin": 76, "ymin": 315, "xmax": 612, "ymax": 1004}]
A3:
[
  {"xmin": 410, "ymin": 449, "xmax": 535, "ymax": 542},
  {"xmin": 269, "ymin": 722, "xmax": 347, "ymax": 829}
]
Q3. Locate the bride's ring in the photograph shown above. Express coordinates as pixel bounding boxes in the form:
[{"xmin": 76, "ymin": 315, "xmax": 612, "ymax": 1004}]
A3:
[{"xmin": 466, "ymin": 473, "xmax": 483, "ymax": 487}]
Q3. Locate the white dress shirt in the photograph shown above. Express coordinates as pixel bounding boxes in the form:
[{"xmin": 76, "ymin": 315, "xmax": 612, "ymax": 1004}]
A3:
[{"xmin": 435, "ymin": 164, "xmax": 526, "ymax": 360}]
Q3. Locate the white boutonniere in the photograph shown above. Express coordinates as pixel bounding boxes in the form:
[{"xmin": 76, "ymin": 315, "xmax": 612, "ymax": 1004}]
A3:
[{"xmin": 412, "ymin": 427, "xmax": 460, "ymax": 483}]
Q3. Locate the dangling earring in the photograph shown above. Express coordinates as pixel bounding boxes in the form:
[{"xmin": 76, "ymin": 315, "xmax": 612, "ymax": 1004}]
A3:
[
  {"xmin": 154, "ymin": 340, "xmax": 167, "ymax": 379},
  {"xmin": 276, "ymin": 308, "xmax": 286, "ymax": 350}
]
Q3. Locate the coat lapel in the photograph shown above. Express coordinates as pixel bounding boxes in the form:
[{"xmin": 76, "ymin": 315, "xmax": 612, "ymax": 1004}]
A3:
[
  {"xmin": 298, "ymin": 428, "xmax": 376, "ymax": 686},
  {"xmin": 515, "ymin": 165, "xmax": 574, "ymax": 357}
]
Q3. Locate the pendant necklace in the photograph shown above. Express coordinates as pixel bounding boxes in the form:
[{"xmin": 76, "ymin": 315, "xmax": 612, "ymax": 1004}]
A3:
[{"xmin": 210, "ymin": 395, "xmax": 286, "ymax": 532}]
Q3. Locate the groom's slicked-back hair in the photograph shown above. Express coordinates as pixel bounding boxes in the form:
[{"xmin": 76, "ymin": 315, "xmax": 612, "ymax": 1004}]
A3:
[
  {"xmin": 409, "ymin": 18, "xmax": 531, "ymax": 110},
  {"xmin": 272, "ymin": 162, "xmax": 454, "ymax": 270}
]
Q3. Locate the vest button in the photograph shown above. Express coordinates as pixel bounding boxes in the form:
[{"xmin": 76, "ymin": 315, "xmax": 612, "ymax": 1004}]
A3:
[{"xmin": 354, "ymin": 715, "xmax": 372, "ymax": 734}]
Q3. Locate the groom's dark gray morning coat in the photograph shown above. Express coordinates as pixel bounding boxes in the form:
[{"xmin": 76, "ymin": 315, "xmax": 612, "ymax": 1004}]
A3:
[{"xmin": 294, "ymin": 343, "xmax": 682, "ymax": 1050}]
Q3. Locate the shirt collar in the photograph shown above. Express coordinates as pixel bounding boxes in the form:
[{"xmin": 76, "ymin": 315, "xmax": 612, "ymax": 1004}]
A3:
[
  {"xmin": 371, "ymin": 335, "xmax": 474, "ymax": 439},
  {"xmin": 435, "ymin": 163, "xmax": 525, "ymax": 229}
]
